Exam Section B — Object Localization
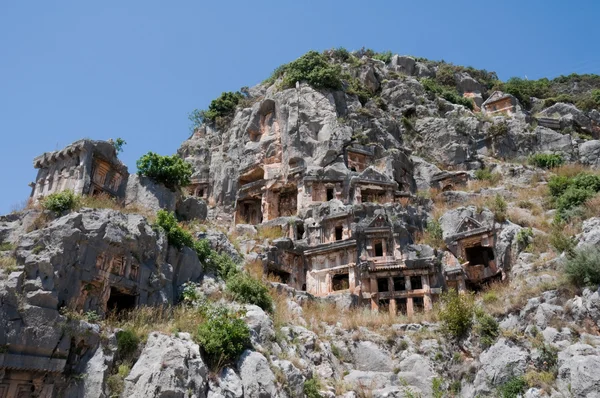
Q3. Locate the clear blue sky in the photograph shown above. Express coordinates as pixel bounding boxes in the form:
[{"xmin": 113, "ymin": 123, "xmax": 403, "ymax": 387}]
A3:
[{"xmin": 1, "ymin": 1, "xmax": 599, "ymax": 214}]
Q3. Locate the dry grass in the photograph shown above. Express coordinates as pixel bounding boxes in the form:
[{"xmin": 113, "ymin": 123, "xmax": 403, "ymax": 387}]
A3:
[
  {"xmin": 245, "ymin": 259, "xmax": 264, "ymax": 279},
  {"xmin": 103, "ymin": 305, "xmax": 205, "ymax": 342},
  {"xmin": 301, "ymin": 301, "xmax": 437, "ymax": 334},
  {"xmin": 26, "ymin": 211, "xmax": 52, "ymax": 232},
  {"xmin": 256, "ymin": 226, "xmax": 285, "ymax": 241},
  {"xmin": 551, "ymin": 163, "xmax": 599, "ymax": 178},
  {"xmin": 479, "ymin": 271, "xmax": 576, "ymax": 317},
  {"xmin": 0, "ymin": 256, "xmax": 17, "ymax": 273},
  {"xmin": 78, "ymin": 195, "xmax": 157, "ymax": 223},
  {"xmin": 524, "ymin": 370, "xmax": 556, "ymax": 393},
  {"xmin": 582, "ymin": 194, "xmax": 600, "ymax": 219},
  {"xmin": 270, "ymin": 288, "xmax": 296, "ymax": 330}
]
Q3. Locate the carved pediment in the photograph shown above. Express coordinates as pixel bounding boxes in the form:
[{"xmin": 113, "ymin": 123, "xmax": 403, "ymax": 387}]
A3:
[
  {"xmin": 367, "ymin": 214, "xmax": 390, "ymax": 228},
  {"xmin": 358, "ymin": 167, "xmax": 390, "ymax": 183},
  {"xmin": 455, "ymin": 217, "xmax": 483, "ymax": 234}
]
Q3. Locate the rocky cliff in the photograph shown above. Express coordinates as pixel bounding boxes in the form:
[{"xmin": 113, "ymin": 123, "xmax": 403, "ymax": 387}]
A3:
[{"xmin": 1, "ymin": 49, "xmax": 600, "ymax": 398}]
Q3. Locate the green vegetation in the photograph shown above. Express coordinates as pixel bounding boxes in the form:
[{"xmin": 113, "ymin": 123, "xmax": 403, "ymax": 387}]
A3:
[
  {"xmin": 549, "ymin": 225, "xmax": 577, "ymax": 254},
  {"xmin": 474, "ymin": 309, "xmax": 499, "ymax": 348},
  {"xmin": 490, "ymin": 194, "xmax": 508, "ymax": 223},
  {"xmin": 42, "ymin": 190, "xmax": 79, "ymax": 214},
  {"xmin": 116, "ymin": 328, "xmax": 140, "ymax": 359},
  {"xmin": 421, "ymin": 78, "xmax": 474, "ymax": 110},
  {"xmin": 474, "ymin": 167, "xmax": 502, "ymax": 184},
  {"xmin": 372, "ymin": 50, "xmax": 393, "ymax": 64},
  {"xmin": 528, "ymin": 153, "xmax": 564, "ymax": 169},
  {"xmin": 303, "ymin": 378, "xmax": 323, "ymax": 398},
  {"xmin": 195, "ymin": 306, "xmax": 251, "ymax": 367},
  {"xmin": 107, "ymin": 363, "xmax": 130, "ymax": 397},
  {"xmin": 495, "ymin": 74, "xmax": 600, "ymax": 110},
  {"xmin": 547, "ymin": 172, "xmax": 600, "ymax": 219},
  {"xmin": 498, "ymin": 376, "xmax": 528, "ymax": 398},
  {"xmin": 136, "ymin": 152, "xmax": 193, "ymax": 189},
  {"xmin": 564, "ymin": 246, "xmax": 600, "ymax": 287},
  {"xmin": 204, "ymin": 91, "xmax": 244, "ymax": 121},
  {"xmin": 226, "ymin": 273, "xmax": 273, "ymax": 312},
  {"xmin": 422, "ymin": 219, "xmax": 444, "ymax": 248},
  {"xmin": 154, "ymin": 210, "xmax": 238, "ymax": 279},
  {"xmin": 439, "ymin": 289, "xmax": 475, "ymax": 341},
  {"xmin": 435, "ymin": 64, "xmax": 456, "ymax": 87},
  {"xmin": 276, "ymin": 51, "xmax": 343, "ymax": 90},
  {"xmin": 516, "ymin": 227, "xmax": 534, "ymax": 250},
  {"xmin": 113, "ymin": 138, "xmax": 126, "ymax": 154}
]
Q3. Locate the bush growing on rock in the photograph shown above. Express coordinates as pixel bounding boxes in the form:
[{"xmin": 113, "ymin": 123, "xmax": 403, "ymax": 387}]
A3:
[
  {"xmin": 226, "ymin": 273, "xmax": 273, "ymax": 312},
  {"xmin": 136, "ymin": 152, "xmax": 192, "ymax": 189},
  {"xmin": 439, "ymin": 289, "xmax": 475, "ymax": 341},
  {"xmin": 195, "ymin": 306, "xmax": 250, "ymax": 367},
  {"xmin": 303, "ymin": 378, "xmax": 323, "ymax": 398},
  {"xmin": 548, "ymin": 172, "xmax": 600, "ymax": 218},
  {"xmin": 202, "ymin": 91, "xmax": 244, "ymax": 122},
  {"xmin": 278, "ymin": 51, "xmax": 343, "ymax": 90},
  {"xmin": 42, "ymin": 190, "xmax": 79, "ymax": 214},
  {"xmin": 564, "ymin": 246, "xmax": 600, "ymax": 287},
  {"xmin": 528, "ymin": 153, "xmax": 564, "ymax": 169},
  {"xmin": 497, "ymin": 375, "xmax": 528, "ymax": 398},
  {"xmin": 116, "ymin": 328, "xmax": 140, "ymax": 360},
  {"xmin": 421, "ymin": 78, "xmax": 474, "ymax": 110}
]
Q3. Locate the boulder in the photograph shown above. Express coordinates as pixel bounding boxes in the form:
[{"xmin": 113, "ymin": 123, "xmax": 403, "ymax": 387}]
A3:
[
  {"xmin": 125, "ymin": 174, "xmax": 180, "ymax": 212},
  {"xmin": 578, "ymin": 217, "xmax": 600, "ymax": 247},
  {"xmin": 237, "ymin": 350, "xmax": 278, "ymax": 398},
  {"xmin": 579, "ymin": 140, "xmax": 600, "ymax": 167},
  {"xmin": 207, "ymin": 367, "xmax": 243, "ymax": 398},
  {"xmin": 177, "ymin": 196, "xmax": 208, "ymax": 221},
  {"xmin": 472, "ymin": 338, "xmax": 528, "ymax": 395},
  {"xmin": 390, "ymin": 55, "xmax": 416, "ymax": 76},
  {"xmin": 556, "ymin": 343, "xmax": 600, "ymax": 398},
  {"xmin": 352, "ymin": 341, "xmax": 392, "ymax": 372},
  {"xmin": 123, "ymin": 332, "xmax": 208, "ymax": 398}
]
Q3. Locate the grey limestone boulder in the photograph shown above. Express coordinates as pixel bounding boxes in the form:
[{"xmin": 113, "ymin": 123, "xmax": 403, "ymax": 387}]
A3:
[
  {"xmin": 556, "ymin": 343, "xmax": 600, "ymax": 398},
  {"xmin": 207, "ymin": 367, "xmax": 243, "ymax": 398},
  {"xmin": 472, "ymin": 338, "xmax": 528, "ymax": 395},
  {"xmin": 352, "ymin": 341, "xmax": 392, "ymax": 372},
  {"xmin": 578, "ymin": 217, "xmax": 600, "ymax": 247},
  {"xmin": 123, "ymin": 332, "xmax": 208, "ymax": 398},
  {"xmin": 579, "ymin": 140, "xmax": 600, "ymax": 167},
  {"xmin": 125, "ymin": 174, "xmax": 180, "ymax": 212},
  {"xmin": 177, "ymin": 196, "xmax": 208, "ymax": 221},
  {"xmin": 237, "ymin": 350, "xmax": 278, "ymax": 398}
]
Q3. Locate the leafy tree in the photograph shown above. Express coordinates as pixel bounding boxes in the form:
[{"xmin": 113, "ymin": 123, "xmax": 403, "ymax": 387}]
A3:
[
  {"xmin": 226, "ymin": 273, "xmax": 273, "ymax": 312},
  {"xmin": 280, "ymin": 51, "xmax": 342, "ymax": 90},
  {"xmin": 113, "ymin": 138, "xmax": 126, "ymax": 153},
  {"xmin": 528, "ymin": 153, "xmax": 564, "ymax": 169},
  {"xmin": 439, "ymin": 289, "xmax": 475, "ymax": 340},
  {"xmin": 203, "ymin": 91, "xmax": 244, "ymax": 121},
  {"xmin": 196, "ymin": 306, "xmax": 250, "ymax": 367},
  {"xmin": 136, "ymin": 152, "xmax": 192, "ymax": 189}
]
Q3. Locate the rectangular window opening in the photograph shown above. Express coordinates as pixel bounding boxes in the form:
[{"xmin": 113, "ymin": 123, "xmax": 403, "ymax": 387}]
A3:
[
  {"xmin": 377, "ymin": 278, "xmax": 389, "ymax": 292},
  {"xmin": 374, "ymin": 242, "xmax": 383, "ymax": 257},
  {"xmin": 326, "ymin": 188, "xmax": 334, "ymax": 201},
  {"xmin": 335, "ymin": 226, "xmax": 343, "ymax": 241},
  {"xmin": 410, "ymin": 276, "xmax": 423, "ymax": 290}
]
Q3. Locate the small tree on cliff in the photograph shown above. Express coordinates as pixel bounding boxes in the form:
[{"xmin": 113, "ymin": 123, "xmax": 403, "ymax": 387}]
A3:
[{"xmin": 136, "ymin": 152, "xmax": 192, "ymax": 189}]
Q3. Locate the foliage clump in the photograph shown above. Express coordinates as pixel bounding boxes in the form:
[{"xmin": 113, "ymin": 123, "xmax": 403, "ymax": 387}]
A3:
[
  {"xmin": 547, "ymin": 172, "xmax": 600, "ymax": 219},
  {"xmin": 42, "ymin": 190, "xmax": 79, "ymax": 214},
  {"xmin": 276, "ymin": 51, "xmax": 342, "ymax": 90},
  {"xmin": 421, "ymin": 78, "xmax": 474, "ymax": 109},
  {"xmin": 303, "ymin": 378, "xmax": 323, "ymax": 398},
  {"xmin": 439, "ymin": 289, "xmax": 475, "ymax": 340},
  {"xmin": 195, "ymin": 306, "xmax": 251, "ymax": 367},
  {"xmin": 564, "ymin": 246, "xmax": 600, "ymax": 287},
  {"xmin": 154, "ymin": 210, "xmax": 237, "ymax": 278},
  {"xmin": 116, "ymin": 328, "xmax": 140, "ymax": 360},
  {"xmin": 497, "ymin": 376, "xmax": 528, "ymax": 398},
  {"xmin": 528, "ymin": 153, "xmax": 564, "ymax": 169},
  {"xmin": 136, "ymin": 152, "xmax": 193, "ymax": 189},
  {"xmin": 226, "ymin": 273, "xmax": 273, "ymax": 312}
]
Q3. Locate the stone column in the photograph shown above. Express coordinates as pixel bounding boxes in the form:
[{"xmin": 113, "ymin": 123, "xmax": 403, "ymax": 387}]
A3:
[
  {"xmin": 422, "ymin": 274, "xmax": 433, "ymax": 311},
  {"xmin": 406, "ymin": 297, "xmax": 414, "ymax": 317},
  {"xmin": 405, "ymin": 275, "xmax": 412, "ymax": 291},
  {"xmin": 370, "ymin": 278, "xmax": 379, "ymax": 311},
  {"xmin": 390, "ymin": 298, "xmax": 397, "ymax": 316},
  {"xmin": 458, "ymin": 277, "xmax": 467, "ymax": 294}
]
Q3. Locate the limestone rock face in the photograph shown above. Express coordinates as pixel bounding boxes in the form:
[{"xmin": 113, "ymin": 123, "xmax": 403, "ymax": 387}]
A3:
[
  {"xmin": 125, "ymin": 174, "xmax": 180, "ymax": 213},
  {"xmin": 123, "ymin": 332, "xmax": 208, "ymax": 398},
  {"xmin": 556, "ymin": 344, "xmax": 600, "ymax": 398},
  {"xmin": 237, "ymin": 350, "xmax": 279, "ymax": 398},
  {"xmin": 472, "ymin": 339, "xmax": 529, "ymax": 395}
]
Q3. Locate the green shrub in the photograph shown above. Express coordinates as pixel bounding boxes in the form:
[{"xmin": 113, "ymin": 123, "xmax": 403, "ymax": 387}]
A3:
[
  {"xmin": 548, "ymin": 175, "xmax": 571, "ymax": 198},
  {"xmin": 116, "ymin": 328, "xmax": 140, "ymax": 359},
  {"xmin": 556, "ymin": 187, "xmax": 594, "ymax": 215},
  {"xmin": 516, "ymin": 227, "xmax": 534, "ymax": 250},
  {"xmin": 421, "ymin": 78, "xmax": 473, "ymax": 109},
  {"xmin": 303, "ymin": 378, "xmax": 323, "ymax": 398},
  {"xmin": 528, "ymin": 153, "xmax": 564, "ymax": 169},
  {"xmin": 474, "ymin": 167, "xmax": 502, "ymax": 184},
  {"xmin": 136, "ymin": 152, "xmax": 193, "ymax": 189},
  {"xmin": 344, "ymin": 75, "xmax": 372, "ymax": 105},
  {"xmin": 498, "ymin": 376, "xmax": 528, "ymax": 398},
  {"xmin": 549, "ymin": 225, "xmax": 577, "ymax": 254},
  {"xmin": 226, "ymin": 273, "xmax": 273, "ymax": 312},
  {"xmin": 42, "ymin": 190, "xmax": 79, "ymax": 214},
  {"xmin": 196, "ymin": 306, "xmax": 250, "ymax": 367},
  {"xmin": 154, "ymin": 210, "xmax": 194, "ymax": 249},
  {"xmin": 328, "ymin": 47, "xmax": 351, "ymax": 63},
  {"xmin": 372, "ymin": 50, "xmax": 393, "ymax": 64},
  {"xmin": 202, "ymin": 91, "xmax": 244, "ymax": 121},
  {"xmin": 490, "ymin": 195, "xmax": 508, "ymax": 223},
  {"xmin": 564, "ymin": 246, "xmax": 600, "ymax": 287},
  {"xmin": 439, "ymin": 289, "xmax": 475, "ymax": 340},
  {"xmin": 475, "ymin": 310, "xmax": 499, "ymax": 348},
  {"xmin": 487, "ymin": 122, "xmax": 509, "ymax": 137},
  {"xmin": 113, "ymin": 137, "xmax": 126, "ymax": 153},
  {"xmin": 435, "ymin": 64, "xmax": 457, "ymax": 87},
  {"xmin": 280, "ymin": 51, "xmax": 342, "ymax": 90}
]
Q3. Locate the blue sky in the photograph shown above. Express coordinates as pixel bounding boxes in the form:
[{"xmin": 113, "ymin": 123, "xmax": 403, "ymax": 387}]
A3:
[{"xmin": 1, "ymin": 0, "xmax": 599, "ymax": 214}]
